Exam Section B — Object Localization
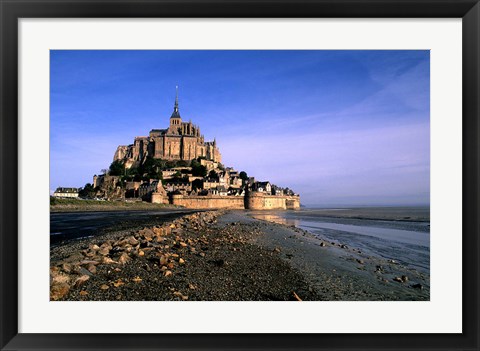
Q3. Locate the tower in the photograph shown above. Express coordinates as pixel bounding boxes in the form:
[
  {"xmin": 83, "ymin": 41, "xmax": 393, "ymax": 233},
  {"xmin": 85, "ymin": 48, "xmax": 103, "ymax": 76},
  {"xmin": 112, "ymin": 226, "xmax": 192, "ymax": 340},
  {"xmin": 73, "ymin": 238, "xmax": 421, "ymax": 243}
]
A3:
[{"xmin": 170, "ymin": 86, "xmax": 182, "ymax": 130}]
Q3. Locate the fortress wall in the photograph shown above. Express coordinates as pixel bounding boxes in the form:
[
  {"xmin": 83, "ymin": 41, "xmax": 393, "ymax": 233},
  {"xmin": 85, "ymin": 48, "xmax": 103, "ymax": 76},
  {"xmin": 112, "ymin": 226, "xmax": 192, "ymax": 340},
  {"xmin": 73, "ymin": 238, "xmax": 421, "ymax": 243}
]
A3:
[
  {"xmin": 245, "ymin": 192, "xmax": 286, "ymax": 210},
  {"xmin": 171, "ymin": 195, "xmax": 245, "ymax": 209},
  {"xmin": 285, "ymin": 196, "xmax": 301, "ymax": 210},
  {"xmin": 152, "ymin": 193, "xmax": 169, "ymax": 204},
  {"xmin": 245, "ymin": 192, "xmax": 301, "ymax": 210}
]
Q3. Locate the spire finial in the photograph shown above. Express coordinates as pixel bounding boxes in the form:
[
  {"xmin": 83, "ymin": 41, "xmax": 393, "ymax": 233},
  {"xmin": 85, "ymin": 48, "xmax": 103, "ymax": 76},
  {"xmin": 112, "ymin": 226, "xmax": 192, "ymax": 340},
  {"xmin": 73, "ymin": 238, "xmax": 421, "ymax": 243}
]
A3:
[
  {"xmin": 174, "ymin": 85, "xmax": 179, "ymax": 111},
  {"xmin": 171, "ymin": 86, "xmax": 181, "ymax": 118}
]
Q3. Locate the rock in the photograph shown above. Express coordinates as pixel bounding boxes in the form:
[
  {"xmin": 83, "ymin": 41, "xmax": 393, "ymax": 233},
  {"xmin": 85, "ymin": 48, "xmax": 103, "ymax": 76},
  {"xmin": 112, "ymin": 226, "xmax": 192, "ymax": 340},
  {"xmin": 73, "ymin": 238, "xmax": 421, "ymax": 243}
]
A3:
[
  {"xmin": 98, "ymin": 247, "xmax": 110, "ymax": 256},
  {"xmin": 74, "ymin": 275, "xmax": 90, "ymax": 288},
  {"xmin": 356, "ymin": 259, "xmax": 364, "ymax": 264},
  {"xmin": 179, "ymin": 258, "xmax": 185, "ymax": 264},
  {"xmin": 100, "ymin": 284, "xmax": 110, "ymax": 290},
  {"xmin": 50, "ymin": 283, "xmax": 70, "ymax": 300},
  {"xmin": 79, "ymin": 290, "xmax": 88, "ymax": 296},
  {"xmin": 113, "ymin": 279, "xmax": 124, "ymax": 287},
  {"xmin": 64, "ymin": 253, "xmax": 84, "ymax": 263},
  {"xmin": 411, "ymin": 283, "xmax": 423, "ymax": 289},
  {"xmin": 159, "ymin": 255, "xmax": 168, "ymax": 266},
  {"xmin": 140, "ymin": 228, "xmax": 155, "ymax": 239},
  {"xmin": 77, "ymin": 266, "xmax": 93, "ymax": 276},
  {"xmin": 127, "ymin": 236, "xmax": 139, "ymax": 246},
  {"xmin": 180, "ymin": 242, "xmax": 188, "ymax": 248},
  {"xmin": 401, "ymin": 275, "xmax": 409, "ymax": 282},
  {"xmin": 87, "ymin": 264, "xmax": 97, "ymax": 274},
  {"xmin": 273, "ymin": 247, "xmax": 281, "ymax": 253},
  {"xmin": 164, "ymin": 270, "xmax": 172, "ymax": 277},
  {"xmin": 320, "ymin": 242, "xmax": 326, "ymax": 247},
  {"xmin": 118, "ymin": 253, "xmax": 131, "ymax": 265},
  {"xmin": 89, "ymin": 244, "xmax": 100, "ymax": 251},
  {"xmin": 52, "ymin": 273, "xmax": 70, "ymax": 285},
  {"xmin": 138, "ymin": 250, "xmax": 145, "ymax": 257},
  {"xmin": 173, "ymin": 291, "xmax": 188, "ymax": 300},
  {"xmin": 79, "ymin": 260, "xmax": 100, "ymax": 266},
  {"xmin": 132, "ymin": 276, "xmax": 142, "ymax": 283},
  {"xmin": 102, "ymin": 257, "xmax": 117, "ymax": 265},
  {"xmin": 393, "ymin": 277, "xmax": 403, "ymax": 283},
  {"xmin": 340, "ymin": 244, "xmax": 348, "ymax": 249},
  {"xmin": 199, "ymin": 252, "xmax": 205, "ymax": 257},
  {"xmin": 61, "ymin": 263, "xmax": 73, "ymax": 273}
]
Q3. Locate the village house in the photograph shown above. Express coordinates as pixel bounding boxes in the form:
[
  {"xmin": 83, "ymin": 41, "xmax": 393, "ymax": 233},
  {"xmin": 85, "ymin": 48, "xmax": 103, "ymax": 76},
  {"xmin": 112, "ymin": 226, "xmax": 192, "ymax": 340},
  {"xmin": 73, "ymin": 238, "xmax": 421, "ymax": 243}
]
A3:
[
  {"xmin": 252, "ymin": 181, "xmax": 272, "ymax": 194},
  {"xmin": 53, "ymin": 187, "xmax": 80, "ymax": 198}
]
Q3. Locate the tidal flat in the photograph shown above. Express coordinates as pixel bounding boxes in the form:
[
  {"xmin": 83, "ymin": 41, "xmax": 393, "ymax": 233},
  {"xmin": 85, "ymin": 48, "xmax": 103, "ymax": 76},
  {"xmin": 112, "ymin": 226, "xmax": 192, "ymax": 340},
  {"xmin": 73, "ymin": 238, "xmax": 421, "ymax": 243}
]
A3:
[{"xmin": 50, "ymin": 209, "xmax": 429, "ymax": 301}]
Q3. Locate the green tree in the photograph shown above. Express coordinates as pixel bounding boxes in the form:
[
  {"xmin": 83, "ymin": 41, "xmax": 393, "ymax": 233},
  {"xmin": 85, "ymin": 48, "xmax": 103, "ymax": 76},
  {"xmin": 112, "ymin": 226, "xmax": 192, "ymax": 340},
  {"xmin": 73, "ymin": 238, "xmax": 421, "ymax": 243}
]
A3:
[
  {"xmin": 140, "ymin": 157, "xmax": 164, "ymax": 180},
  {"xmin": 240, "ymin": 171, "xmax": 248, "ymax": 180},
  {"xmin": 109, "ymin": 160, "xmax": 125, "ymax": 176},
  {"xmin": 192, "ymin": 164, "xmax": 207, "ymax": 177},
  {"xmin": 208, "ymin": 170, "xmax": 218, "ymax": 180},
  {"xmin": 79, "ymin": 183, "xmax": 95, "ymax": 199},
  {"xmin": 192, "ymin": 179, "xmax": 203, "ymax": 190}
]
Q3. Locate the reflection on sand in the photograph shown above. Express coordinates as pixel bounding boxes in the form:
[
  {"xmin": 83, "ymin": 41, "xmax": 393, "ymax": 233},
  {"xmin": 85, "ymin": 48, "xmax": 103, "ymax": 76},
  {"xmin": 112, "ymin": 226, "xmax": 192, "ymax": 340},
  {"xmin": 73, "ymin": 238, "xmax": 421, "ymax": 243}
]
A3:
[{"xmin": 249, "ymin": 213, "xmax": 300, "ymax": 227}]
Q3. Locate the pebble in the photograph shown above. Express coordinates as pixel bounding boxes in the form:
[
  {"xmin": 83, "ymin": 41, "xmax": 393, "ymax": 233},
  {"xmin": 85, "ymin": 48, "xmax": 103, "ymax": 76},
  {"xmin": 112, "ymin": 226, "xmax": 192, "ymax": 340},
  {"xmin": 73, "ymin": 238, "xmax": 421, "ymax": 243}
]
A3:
[{"xmin": 132, "ymin": 276, "xmax": 143, "ymax": 283}]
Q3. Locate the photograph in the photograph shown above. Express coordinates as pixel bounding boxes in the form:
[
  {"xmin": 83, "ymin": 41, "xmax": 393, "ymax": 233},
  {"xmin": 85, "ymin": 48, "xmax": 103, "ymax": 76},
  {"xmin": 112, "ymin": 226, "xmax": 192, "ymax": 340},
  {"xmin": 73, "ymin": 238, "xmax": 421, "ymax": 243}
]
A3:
[{"xmin": 49, "ymin": 50, "xmax": 430, "ymax": 302}]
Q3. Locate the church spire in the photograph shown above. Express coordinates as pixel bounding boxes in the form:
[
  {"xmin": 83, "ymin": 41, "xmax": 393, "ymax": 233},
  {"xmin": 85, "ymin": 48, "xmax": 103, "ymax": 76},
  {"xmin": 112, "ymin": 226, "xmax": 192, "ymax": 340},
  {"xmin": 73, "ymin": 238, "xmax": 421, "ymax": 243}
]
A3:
[
  {"xmin": 175, "ymin": 85, "xmax": 179, "ymax": 110},
  {"xmin": 171, "ymin": 85, "xmax": 181, "ymax": 118}
]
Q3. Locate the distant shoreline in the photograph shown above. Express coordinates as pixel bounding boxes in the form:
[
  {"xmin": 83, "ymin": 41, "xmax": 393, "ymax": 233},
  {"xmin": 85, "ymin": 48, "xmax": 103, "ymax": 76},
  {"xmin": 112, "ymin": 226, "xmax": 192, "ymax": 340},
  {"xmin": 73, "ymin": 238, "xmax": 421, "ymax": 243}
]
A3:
[{"xmin": 290, "ymin": 206, "xmax": 430, "ymax": 223}]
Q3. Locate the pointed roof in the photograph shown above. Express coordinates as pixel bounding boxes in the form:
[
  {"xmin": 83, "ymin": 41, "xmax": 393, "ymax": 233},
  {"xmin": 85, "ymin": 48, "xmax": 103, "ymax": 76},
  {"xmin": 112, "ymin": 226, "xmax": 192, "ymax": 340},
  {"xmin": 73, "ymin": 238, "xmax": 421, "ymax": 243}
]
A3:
[{"xmin": 171, "ymin": 85, "xmax": 181, "ymax": 118}]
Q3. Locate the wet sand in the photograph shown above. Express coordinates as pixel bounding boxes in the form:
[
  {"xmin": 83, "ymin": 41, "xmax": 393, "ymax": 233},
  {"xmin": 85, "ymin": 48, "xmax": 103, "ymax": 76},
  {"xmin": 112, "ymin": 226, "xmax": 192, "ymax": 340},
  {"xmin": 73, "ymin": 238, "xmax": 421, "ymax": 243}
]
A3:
[{"xmin": 50, "ymin": 210, "xmax": 429, "ymax": 301}]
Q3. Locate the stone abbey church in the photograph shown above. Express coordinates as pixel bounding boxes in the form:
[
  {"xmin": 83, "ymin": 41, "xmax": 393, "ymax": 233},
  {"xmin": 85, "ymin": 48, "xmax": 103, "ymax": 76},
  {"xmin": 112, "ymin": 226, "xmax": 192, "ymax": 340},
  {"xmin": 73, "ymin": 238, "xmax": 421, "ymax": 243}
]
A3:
[{"xmin": 113, "ymin": 88, "xmax": 222, "ymax": 168}]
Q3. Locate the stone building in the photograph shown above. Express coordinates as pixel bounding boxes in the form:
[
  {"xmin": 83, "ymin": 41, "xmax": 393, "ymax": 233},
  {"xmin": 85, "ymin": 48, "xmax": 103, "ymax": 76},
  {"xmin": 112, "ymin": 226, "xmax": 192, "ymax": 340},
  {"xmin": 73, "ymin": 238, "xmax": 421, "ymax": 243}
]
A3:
[
  {"xmin": 113, "ymin": 87, "xmax": 221, "ymax": 169},
  {"xmin": 52, "ymin": 187, "xmax": 79, "ymax": 198}
]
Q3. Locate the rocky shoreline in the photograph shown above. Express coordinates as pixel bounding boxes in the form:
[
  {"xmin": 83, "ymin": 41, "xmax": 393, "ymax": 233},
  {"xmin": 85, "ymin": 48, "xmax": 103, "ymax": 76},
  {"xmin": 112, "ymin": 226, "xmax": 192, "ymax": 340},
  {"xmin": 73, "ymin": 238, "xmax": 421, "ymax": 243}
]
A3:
[{"xmin": 50, "ymin": 210, "xmax": 429, "ymax": 301}]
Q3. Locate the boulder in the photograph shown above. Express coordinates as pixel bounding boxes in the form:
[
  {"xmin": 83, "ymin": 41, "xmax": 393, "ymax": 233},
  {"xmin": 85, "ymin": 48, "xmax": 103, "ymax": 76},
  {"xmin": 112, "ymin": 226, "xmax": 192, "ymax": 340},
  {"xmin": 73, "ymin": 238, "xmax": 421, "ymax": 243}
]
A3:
[{"xmin": 50, "ymin": 283, "xmax": 70, "ymax": 301}]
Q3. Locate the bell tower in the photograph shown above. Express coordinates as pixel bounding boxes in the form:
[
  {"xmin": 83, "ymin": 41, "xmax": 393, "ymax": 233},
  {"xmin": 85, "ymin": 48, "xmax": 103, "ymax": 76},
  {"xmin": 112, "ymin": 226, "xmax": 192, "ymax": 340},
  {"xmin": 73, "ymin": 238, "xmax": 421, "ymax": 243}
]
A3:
[{"xmin": 170, "ymin": 86, "xmax": 182, "ymax": 130}]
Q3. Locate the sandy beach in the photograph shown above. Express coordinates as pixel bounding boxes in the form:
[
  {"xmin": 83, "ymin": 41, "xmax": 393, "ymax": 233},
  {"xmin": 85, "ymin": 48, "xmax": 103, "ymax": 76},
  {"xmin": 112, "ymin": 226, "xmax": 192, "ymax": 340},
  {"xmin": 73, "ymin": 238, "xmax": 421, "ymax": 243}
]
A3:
[{"xmin": 50, "ymin": 209, "xmax": 429, "ymax": 301}]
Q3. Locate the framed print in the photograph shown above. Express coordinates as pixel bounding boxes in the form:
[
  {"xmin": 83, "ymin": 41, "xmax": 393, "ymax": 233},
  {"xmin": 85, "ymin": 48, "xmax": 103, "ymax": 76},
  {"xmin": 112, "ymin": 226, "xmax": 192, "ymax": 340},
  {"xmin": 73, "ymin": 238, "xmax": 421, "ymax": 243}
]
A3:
[{"xmin": 1, "ymin": 0, "xmax": 479, "ymax": 350}]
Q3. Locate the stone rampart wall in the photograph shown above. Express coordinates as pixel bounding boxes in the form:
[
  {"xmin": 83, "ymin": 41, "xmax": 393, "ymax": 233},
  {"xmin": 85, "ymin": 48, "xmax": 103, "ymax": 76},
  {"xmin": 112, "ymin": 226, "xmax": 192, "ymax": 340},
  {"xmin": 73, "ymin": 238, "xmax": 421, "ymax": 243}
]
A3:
[
  {"xmin": 171, "ymin": 195, "xmax": 245, "ymax": 209},
  {"xmin": 169, "ymin": 193, "xmax": 300, "ymax": 210},
  {"xmin": 245, "ymin": 192, "xmax": 300, "ymax": 210},
  {"xmin": 152, "ymin": 193, "xmax": 169, "ymax": 204}
]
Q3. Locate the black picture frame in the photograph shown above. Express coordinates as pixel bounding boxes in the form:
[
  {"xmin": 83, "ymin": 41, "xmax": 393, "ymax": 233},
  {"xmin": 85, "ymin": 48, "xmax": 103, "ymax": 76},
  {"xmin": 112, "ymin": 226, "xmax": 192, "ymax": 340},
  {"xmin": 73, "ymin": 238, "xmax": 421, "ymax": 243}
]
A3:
[{"xmin": 1, "ymin": 1, "xmax": 478, "ymax": 350}]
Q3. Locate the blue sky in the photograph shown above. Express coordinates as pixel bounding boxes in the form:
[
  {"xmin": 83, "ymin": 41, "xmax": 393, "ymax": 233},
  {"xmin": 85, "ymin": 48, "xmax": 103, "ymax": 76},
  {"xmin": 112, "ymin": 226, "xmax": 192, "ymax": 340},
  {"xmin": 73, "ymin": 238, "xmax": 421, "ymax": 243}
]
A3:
[{"xmin": 50, "ymin": 50, "xmax": 430, "ymax": 206}]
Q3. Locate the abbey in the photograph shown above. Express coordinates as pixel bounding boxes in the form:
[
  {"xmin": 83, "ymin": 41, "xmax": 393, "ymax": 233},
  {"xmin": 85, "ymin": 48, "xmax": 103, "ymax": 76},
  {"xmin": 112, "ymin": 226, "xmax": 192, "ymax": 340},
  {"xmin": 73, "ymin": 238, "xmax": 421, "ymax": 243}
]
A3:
[{"xmin": 113, "ymin": 87, "xmax": 221, "ymax": 168}]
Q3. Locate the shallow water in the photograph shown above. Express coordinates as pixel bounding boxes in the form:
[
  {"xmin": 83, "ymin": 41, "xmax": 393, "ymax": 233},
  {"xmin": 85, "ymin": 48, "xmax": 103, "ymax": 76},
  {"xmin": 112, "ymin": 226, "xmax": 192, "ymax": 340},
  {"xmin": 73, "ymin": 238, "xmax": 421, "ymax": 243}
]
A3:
[{"xmin": 248, "ymin": 207, "xmax": 430, "ymax": 274}]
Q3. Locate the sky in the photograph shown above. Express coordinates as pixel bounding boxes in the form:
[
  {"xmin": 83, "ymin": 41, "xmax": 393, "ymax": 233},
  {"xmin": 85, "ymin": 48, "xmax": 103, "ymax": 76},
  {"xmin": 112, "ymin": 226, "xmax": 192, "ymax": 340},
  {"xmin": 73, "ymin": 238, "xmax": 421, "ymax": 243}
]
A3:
[{"xmin": 50, "ymin": 50, "xmax": 430, "ymax": 207}]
